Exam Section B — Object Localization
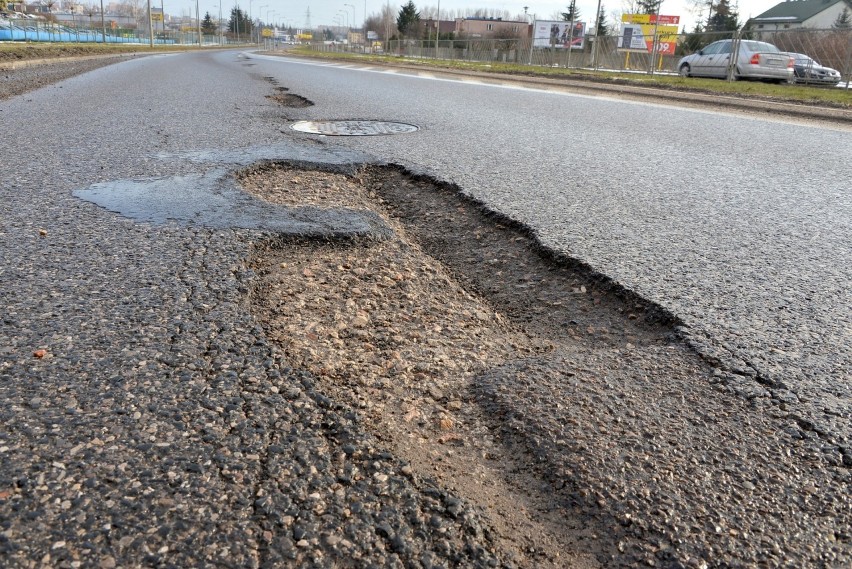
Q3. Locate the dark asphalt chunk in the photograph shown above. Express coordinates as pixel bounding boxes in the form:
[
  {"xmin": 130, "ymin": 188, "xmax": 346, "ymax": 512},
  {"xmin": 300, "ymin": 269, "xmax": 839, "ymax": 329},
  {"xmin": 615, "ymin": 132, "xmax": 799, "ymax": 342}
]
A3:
[{"xmin": 73, "ymin": 168, "xmax": 393, "ymax": 239}]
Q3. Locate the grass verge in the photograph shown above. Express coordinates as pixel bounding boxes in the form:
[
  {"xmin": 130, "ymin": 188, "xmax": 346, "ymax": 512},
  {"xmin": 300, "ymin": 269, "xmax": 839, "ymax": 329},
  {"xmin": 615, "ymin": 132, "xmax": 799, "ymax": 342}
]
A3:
[
  {"xmin": 288, "ymin": 45, "xmax": 852, "ymax": 108},
  {"xmin": 0, "ymin": 42, "xmax": 205, "ymax": 62}
]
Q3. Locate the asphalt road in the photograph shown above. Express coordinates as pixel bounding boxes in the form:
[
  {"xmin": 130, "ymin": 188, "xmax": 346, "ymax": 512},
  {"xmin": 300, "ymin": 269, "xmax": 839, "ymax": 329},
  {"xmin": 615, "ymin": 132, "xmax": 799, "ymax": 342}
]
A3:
[
  {"xmin": 1, "ymin": 51, "xmax": 504, "ymax": 568},
  {"xmin": 1, "ymin": 49, "xmax": 849, "ymax": 567},
  {"xmin": 251, "ymin": 52, "xmax": 852, "ymax": 454}
]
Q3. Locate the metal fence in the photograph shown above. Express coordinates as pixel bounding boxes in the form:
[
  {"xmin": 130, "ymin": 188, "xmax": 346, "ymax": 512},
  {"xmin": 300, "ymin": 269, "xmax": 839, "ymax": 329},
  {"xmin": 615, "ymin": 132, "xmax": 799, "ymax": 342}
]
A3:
[
  {"xmin": 312, "ymin": 27, "xmax": 852, "ymax": 83},
  {"xmin": 0, "ymin": 16, "xmax": 232, "ymax": 45}
]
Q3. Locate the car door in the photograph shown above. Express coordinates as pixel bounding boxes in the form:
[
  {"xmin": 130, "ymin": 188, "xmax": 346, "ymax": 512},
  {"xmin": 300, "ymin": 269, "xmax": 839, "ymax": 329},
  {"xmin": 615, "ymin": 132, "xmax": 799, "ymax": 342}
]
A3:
[
  {"xmin": 691, "ymin": 41, "xmax": 722, "ymax": 76},
  {"xmin": 707, "ymin": 40, "xmax": 733, "ymax": 78}
]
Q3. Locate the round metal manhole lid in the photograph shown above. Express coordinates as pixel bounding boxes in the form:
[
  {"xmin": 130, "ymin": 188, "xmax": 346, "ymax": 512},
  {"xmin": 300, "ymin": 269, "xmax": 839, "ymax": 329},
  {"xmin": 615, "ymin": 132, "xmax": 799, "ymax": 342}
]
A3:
[{"xmin": 291, "ymin": 120, "xmax": 419, "ymax": 136}]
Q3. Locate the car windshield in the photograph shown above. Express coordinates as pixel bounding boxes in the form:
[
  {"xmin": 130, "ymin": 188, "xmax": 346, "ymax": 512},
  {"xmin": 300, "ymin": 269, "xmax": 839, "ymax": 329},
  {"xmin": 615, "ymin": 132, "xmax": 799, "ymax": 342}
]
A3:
[{"xmin": 743, "ymin": 41, "xmax": 780, "ymax": 53}]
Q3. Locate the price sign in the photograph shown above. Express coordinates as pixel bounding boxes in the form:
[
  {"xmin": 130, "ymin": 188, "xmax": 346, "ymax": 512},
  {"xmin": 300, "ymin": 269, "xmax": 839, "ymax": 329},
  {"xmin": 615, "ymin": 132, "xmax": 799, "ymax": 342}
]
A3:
[{"xmin": 620, "ymin": 14, "xmax": 680, "ymax": 55}]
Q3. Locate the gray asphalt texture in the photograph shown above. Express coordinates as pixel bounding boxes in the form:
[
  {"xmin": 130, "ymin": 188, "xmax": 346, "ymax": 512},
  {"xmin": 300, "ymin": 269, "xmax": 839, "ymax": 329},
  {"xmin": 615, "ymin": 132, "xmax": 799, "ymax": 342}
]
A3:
[
  {"xmin": 0, "ymin": 52, "xmax": 505, "ymax": 567},
  {"xmin": 1, "ymin": 49, "xmax": 849, "ymax": 567},
  {"xmin": 253, "ymin": 54, "xmax": 852, "ymax": 455}
]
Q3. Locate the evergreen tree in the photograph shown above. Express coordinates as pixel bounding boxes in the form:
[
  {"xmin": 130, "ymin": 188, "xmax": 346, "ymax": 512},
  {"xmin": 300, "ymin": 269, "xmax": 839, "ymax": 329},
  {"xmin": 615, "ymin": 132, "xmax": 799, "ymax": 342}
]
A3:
[
  {"xmin": 834, "ymin": 7, "xmax": 851, "ymax": 29},
  {"xmin": 678, "ymin": 22, "xmax": 710, "ymax": 55},
  {"xmin": 396, "ymin": 1, "xmax": 420, "ymax": 38},
  {"xmin": 201, "ymin": 12, "xmax": 217, "ymax": 35},
  {"xmin": 594, "ymin": 4, "xmax": 609, "ymax": 36},
  {"xmin": 706, "ymin": 0, "xmax": 739, "ymax": 32},
  {"xmin": 229, "ymin": 7, "xmax": 252, "ymax": 35},
  {"xmin": 636, "ymin": 0, "xmax": 662, "ymax": 14},
  {"xmin": 561, "ymin": 0, "xmax": 580, "ymax": 22}
]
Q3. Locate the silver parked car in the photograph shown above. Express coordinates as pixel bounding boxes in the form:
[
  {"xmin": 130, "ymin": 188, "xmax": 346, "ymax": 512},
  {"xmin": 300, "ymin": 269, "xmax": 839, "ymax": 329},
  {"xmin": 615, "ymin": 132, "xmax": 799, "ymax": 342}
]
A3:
[
  {"xmin": 787, "ymin": 53, "xmax": 842, "ymax": 85},
  {"xmin": 677, "ymin": 39, "xmax": 794, "ymax": 83}
]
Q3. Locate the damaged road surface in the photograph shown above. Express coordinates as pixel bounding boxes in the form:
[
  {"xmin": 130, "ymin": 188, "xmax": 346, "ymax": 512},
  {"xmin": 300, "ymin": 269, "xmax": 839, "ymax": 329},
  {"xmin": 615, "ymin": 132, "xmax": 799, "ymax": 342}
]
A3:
[
  {"xmin": 0, "ymin": 49, "xmax": 849, "ymax": 568},
  {"xmin": 242, "ymin": 163, "xmax": 849, "ymax": 568}
]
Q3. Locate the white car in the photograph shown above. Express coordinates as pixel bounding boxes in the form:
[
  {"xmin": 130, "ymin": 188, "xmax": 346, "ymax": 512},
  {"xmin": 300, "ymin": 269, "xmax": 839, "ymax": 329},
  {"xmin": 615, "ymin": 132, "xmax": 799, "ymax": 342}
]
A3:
[{"xmin": 677, "ymin": 39, "xmax": 794, "ymax": 83}]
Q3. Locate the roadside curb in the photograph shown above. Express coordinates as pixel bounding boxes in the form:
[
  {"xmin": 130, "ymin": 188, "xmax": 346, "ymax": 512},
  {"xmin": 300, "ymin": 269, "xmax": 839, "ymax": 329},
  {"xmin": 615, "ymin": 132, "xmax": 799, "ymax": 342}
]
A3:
[
  {"xmin": 0, "ymin": 47, "xmax": 236, "ymax": 71},
  {"xmin": 0, "ymin": 52, "xmax": 141, "ymax": 71},
  {"xmin": 456, "ymin": 68, "xmax": 852, "ymax": 125}
]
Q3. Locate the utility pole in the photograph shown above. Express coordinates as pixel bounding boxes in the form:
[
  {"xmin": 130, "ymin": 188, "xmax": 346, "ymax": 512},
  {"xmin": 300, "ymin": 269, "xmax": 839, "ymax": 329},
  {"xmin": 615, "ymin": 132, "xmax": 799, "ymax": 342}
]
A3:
[
  {"xmin": 147, "ymin": 0, "xmax": 154, "ymax": 46},
  {"xmin": 99, "ymin": 0, "xmax": 106, "ymax": 42},
  {"xmin": 591, "ymin": 0, "xmax": 602, "ymax": 69},
  {"xmin": 435, "ymin": 0, "xmax": 440, "ymax": 56}
]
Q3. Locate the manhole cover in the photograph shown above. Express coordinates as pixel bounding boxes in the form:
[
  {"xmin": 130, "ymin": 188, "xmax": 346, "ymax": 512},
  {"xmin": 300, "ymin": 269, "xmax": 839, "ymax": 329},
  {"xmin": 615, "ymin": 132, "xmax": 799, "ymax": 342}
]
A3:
[{"xmin": 291, "ymin": 120, "xmax": 419, "ymax": 136}]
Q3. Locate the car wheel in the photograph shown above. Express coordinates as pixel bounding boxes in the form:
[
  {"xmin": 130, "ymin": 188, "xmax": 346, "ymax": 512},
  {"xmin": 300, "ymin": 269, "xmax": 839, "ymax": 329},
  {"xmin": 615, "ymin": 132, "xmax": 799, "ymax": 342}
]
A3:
[{"xmin": 678, "ymin": 63, "xmax": 691, "ymax": 77}]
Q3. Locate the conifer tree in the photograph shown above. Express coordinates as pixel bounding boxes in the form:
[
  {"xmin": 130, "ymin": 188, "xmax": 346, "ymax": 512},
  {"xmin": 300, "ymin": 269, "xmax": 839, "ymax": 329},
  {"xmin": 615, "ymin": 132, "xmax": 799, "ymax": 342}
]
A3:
[
  {"xmin": 561, "ymin": 0, "xmax": 580, "ymax": 22},
  {"xmin": 834, "ymin": 7, "xmax": 851, "ymax": 29},
  {"xmin": 202, "ymin": 12, "xmax": 217, "ymax": 35},
  {"xmin": 396, "ymin": 1, "xmax": 420, "ymax": 38}
]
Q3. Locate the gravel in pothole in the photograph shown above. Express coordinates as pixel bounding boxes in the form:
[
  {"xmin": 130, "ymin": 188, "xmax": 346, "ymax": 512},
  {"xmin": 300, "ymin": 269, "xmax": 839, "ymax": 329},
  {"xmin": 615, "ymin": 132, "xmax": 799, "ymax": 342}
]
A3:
[{"xmin": 239, "ymin": 163, "xmax": 850, "ymax": 569}]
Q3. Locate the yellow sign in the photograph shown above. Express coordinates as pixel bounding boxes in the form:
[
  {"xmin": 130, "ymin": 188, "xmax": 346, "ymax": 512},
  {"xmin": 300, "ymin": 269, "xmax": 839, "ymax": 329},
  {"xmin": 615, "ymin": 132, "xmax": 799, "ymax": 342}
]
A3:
[
  {"xmin": 619, "ymin": 14, "xmax": 680, "ymax": 55},
  {"xmin": 151, "ymin": 12, "xmax": 163, "ymax": 22},
  {"xmin": 262, "ymin": 28, "xmax": 273, "ymax": 37},
  {"xmin": 621, "ymin": 14, "xmax": 680, "ymax": 25}
]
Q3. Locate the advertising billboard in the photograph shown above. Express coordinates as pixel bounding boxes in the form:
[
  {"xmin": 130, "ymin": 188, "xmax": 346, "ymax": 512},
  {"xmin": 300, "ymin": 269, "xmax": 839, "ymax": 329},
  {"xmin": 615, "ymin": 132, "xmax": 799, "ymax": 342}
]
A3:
[
  {"xmin": 532, "ymin": 20, "xmax": 586, "ymax": 49},
  {"xmin": 618, "ymin": 14, "xmax": 680, "ymax": 55}
]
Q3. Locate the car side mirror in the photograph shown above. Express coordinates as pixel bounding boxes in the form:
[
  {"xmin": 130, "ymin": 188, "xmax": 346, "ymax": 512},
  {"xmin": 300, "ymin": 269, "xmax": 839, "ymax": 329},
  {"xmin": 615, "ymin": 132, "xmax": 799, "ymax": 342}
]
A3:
[{"xmin": 697, "ymin": 49, "xmax": 704, "ymax": 55}]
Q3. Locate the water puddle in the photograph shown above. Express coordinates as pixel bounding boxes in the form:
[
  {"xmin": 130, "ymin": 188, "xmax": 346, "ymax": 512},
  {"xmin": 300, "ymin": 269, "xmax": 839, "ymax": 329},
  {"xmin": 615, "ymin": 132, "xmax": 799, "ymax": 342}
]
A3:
[{"xmin": 73, "ymin": 167, "xmax": 391, "ymax": 238}]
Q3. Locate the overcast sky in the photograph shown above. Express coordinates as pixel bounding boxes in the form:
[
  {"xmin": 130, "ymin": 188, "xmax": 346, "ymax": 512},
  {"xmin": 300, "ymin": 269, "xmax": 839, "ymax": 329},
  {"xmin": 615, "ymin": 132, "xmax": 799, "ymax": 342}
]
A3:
[{"xmin": 182, "ymin": 0, "xmax": 783, "ymax": 34}]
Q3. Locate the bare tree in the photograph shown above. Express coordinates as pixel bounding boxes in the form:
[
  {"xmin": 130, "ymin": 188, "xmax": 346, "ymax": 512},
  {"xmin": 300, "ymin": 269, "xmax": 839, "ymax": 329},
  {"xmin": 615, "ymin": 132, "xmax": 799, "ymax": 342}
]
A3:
[
  {"xmin": 43, "ymin": 0, "xmax": 58, "ymax": 22},
  {"xmin": 620, "ymin": 0, "xmax": 639, "ymax": 15},
  {"xmin": 463, "ymin": 7, "xmax": 511, "ymax": 19},
  {"xmin": 364, "ymin": 4, "xmax": 396, "ymax": 41},
  {"xmin": 685, "ymin": 0, "xmax": 712, "ymax": 29},
  {"xmin": 83, "ymin": 3, "xmax": 99, "ymax": 25},
  {"xmin": 115, "ymin": 0, "xmax": 145, "ymax": 25}
]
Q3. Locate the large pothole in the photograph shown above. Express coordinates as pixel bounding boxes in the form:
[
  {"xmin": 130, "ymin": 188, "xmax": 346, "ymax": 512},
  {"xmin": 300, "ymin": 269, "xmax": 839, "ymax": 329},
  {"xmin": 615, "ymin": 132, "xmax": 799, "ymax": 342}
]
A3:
[{"xmin": 241, "ymin": 163, "xmax": 850, "ymax": 569}]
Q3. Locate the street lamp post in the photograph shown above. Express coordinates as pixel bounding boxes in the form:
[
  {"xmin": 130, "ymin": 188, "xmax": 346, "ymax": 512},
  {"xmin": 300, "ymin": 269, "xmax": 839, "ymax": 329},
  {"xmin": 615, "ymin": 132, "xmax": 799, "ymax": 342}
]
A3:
[
  {"xmin": 435, "ymin": 0, "xmax": 440, "ymax": 55},
  {"xmin": 648, "ymin": 0, "xmax": 663, "ymax": 75},
  {"xmin": 70, "ymin": 6, "xmax": 77, "ymax": 42},
  {"xmin": 215, "ymin": 3, "xmax": 222, "ymax": 45},
  {"xmin": 147, "ymin": 0, "xmax": 154, "ymax": 46},
  {"xmin": 99, "ymin": 0, "xmax": 106, "ymax": 42},
  {"xmin": 344, "ymin": 2, "xmax": 355, "ymax": 36},
  {"xmin": 234, "ymin": 1, "xmax": 240, "ymax": 43},
  {"xmin": 269, "ymin": 10, "xmax": 277, "ymax": 47},
  {"xmin": 248, "ymin": 0, "xmax": 253, "ymax": 42},
  {"xmin": 257, "ymin": 4, "xmax": 267, "ymax": 46},
  {"xmin": 525, "ymin": 8, "xmax": 536, "ymax": 65},
  {"xmin": 591, "ymin": 0, "xmax": 602, "ymax": 69}
]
